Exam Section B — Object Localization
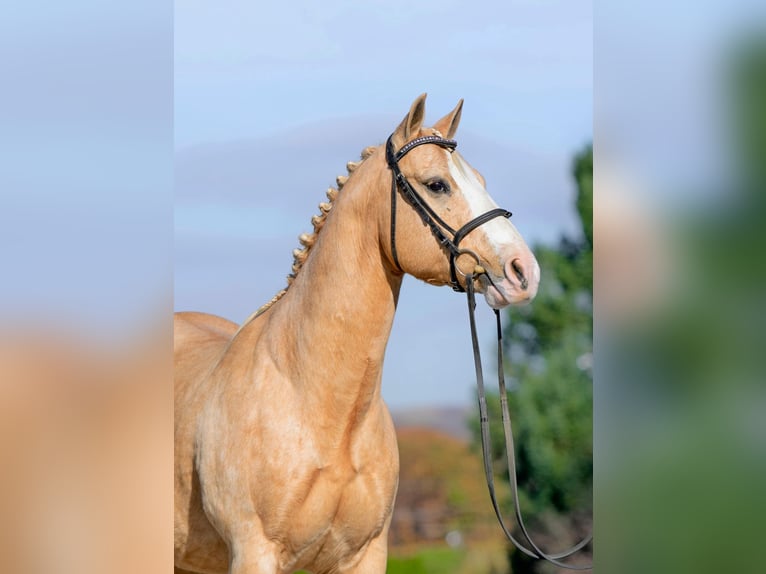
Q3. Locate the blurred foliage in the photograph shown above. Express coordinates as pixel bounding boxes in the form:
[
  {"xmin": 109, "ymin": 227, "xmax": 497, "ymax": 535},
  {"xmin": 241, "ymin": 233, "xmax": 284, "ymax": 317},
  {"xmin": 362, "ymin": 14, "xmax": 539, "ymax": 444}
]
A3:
[
  {"xmin": 597, "ymin": 33, "xmax": 766, "ymax": 574},
  {"xmin": 387, "ymin": 543, "xmax": 509, "ymax": 574},
  {"xmin": 391, "ymin": 428, "xmax": 509, "ymax": 548},
  {"xmin": 729, "ymin": 33, "xmax": 766, "ymax": 193},
  {"xmin": 470, "ymin": 144, "xmax": 593, "ymax": 572},
  {"xmin": 387, "ymin": 547, "xmax": 465, "ymax": 574}
]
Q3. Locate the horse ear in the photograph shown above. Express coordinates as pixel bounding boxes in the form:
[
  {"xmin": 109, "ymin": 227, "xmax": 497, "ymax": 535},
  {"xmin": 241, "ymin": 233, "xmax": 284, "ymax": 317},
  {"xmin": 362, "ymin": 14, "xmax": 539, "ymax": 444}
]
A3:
[
  {"xmin": 392, "ymin": 93, "xmax": 427, "ymax": 147},
  {"xmin": 433, "ymin": 98, "xmax": 463, "ymax": 140}
]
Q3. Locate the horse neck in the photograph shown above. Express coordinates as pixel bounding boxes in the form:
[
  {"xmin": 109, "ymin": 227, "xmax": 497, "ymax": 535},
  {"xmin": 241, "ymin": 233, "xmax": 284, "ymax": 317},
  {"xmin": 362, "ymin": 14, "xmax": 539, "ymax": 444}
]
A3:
[{"xmin": 260, "ymin": 157, "xmax": 401, "ymax": 431}]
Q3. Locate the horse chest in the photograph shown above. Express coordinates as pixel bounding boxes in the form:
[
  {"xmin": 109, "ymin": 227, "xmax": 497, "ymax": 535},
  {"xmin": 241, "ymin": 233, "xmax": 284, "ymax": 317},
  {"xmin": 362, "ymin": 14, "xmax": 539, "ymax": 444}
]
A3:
[
  {"xmin": 264, "ymin": 440, "xmax": 398, "ymax": 572},
  {"xmin": 279, "ymin": 463, "xmax": 396, "ymax": 570}
]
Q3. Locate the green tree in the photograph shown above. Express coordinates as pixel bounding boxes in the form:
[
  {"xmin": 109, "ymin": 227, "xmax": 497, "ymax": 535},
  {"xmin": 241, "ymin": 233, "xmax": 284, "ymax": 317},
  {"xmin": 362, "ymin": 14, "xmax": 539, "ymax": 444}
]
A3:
[{"xmin": 471, "ymin": 144, "xmax": 593, "ymax": 573}]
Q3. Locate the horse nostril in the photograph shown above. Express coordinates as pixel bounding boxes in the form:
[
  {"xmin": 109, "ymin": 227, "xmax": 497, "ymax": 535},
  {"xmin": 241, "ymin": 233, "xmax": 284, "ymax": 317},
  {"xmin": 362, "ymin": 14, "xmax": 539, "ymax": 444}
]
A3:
[{"xmin": 511, "ymin": 258, "xmax": 529, "ymax": 290}]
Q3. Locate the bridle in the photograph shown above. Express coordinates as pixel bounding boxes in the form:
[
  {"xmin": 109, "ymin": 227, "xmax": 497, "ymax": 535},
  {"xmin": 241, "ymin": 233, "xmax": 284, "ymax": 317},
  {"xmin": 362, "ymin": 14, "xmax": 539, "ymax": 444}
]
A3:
[
  {"xmin": 386, "ymin": 134, "xmax": 594, "ymax": 570},
  {"xmin": 385, "ymin": 134, "xmax": 511, "ymax": 292}
]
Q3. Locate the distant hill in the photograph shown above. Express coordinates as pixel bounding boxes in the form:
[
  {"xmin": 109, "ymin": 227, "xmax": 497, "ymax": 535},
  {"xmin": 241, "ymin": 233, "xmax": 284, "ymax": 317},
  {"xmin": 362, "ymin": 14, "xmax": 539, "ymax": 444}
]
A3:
[{"xmin": 391, "ymin": 405, "xmax": 473, "ymax": 443}]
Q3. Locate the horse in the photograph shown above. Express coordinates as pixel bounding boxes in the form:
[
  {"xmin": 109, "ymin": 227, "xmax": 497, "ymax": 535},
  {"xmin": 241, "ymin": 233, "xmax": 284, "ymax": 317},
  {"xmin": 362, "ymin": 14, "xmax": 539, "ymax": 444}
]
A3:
[{"xmin": 174, "ymin": 94, "xmax": 540, "ymax": 574}]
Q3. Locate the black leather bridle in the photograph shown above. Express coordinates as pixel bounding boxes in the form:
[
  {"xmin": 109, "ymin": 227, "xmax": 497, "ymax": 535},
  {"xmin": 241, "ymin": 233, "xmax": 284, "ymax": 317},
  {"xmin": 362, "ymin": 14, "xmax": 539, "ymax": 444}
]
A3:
[
  {"xmin": 385, "ymin": 134, "xmax": 511, "ymax": 292},
  {"xmin": 386, "ymin": 134, "xmax": 594, "ymax": 570}
]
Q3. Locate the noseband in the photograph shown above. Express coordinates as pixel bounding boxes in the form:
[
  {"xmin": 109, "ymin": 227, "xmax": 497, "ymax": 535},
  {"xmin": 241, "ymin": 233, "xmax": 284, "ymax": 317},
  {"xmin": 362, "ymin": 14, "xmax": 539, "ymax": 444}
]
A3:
[
  {"xmin": 386, "ymin": 134, "xmax": 593, "ymax": 570},
  {"xmin": 385, "ymin": 135, "xmax": 511, "ymax": 291}
]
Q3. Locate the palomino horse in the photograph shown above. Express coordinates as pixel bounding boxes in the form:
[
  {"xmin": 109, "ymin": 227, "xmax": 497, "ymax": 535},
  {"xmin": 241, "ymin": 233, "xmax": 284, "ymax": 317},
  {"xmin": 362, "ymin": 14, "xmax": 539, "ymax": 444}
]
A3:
[{"xmin": 174, "ymin": 94, "xmax": 540, "ymax": 574}]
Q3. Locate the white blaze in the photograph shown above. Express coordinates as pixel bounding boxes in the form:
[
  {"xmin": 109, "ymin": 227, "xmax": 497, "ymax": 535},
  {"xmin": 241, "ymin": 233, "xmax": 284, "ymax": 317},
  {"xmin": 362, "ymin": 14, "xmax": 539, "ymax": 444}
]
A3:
[{"xmin": 446, "ymin": 152, "xmax": 523, "ymax": 255}]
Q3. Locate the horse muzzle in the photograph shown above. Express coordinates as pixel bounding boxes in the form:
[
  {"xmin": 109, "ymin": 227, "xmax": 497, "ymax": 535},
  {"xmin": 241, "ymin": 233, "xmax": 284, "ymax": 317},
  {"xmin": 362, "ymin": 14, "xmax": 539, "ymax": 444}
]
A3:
[{"xmin": 482, "ymin": 254, "xmax": 540, "ymax": 308}]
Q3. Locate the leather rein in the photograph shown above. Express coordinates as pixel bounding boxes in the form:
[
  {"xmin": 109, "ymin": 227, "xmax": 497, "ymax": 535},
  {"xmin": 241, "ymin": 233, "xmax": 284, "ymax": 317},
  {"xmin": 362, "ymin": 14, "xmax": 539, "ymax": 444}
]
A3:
[{"xmin": 386, "ymin": 134, "xmax": 593, "ymax": 570}]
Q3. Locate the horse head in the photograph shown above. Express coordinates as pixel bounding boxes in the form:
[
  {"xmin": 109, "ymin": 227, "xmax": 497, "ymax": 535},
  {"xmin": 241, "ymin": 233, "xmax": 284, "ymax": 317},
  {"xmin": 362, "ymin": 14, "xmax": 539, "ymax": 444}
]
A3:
[{"xmin": 380, "ymin": 93, "xmax": 540, "ymax": 307}]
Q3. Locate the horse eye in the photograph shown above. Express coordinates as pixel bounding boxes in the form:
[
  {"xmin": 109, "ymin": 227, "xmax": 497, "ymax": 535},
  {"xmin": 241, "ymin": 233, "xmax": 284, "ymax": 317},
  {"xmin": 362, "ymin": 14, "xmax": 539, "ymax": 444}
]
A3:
[{"xmin": 426, "ymin": 180, "xmax": 450, "ymax": 194}]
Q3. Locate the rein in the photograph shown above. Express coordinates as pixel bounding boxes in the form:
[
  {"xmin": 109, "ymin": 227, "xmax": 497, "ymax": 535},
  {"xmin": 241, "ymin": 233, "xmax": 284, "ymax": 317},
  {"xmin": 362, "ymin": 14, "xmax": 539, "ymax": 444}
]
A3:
[
  {"xmin": 387, "ymin": 135, "xmax": 593, "ymax": 570},
  {"xmin": 466, "ymin": 276, "xmax": 593, "ymax": 570}
]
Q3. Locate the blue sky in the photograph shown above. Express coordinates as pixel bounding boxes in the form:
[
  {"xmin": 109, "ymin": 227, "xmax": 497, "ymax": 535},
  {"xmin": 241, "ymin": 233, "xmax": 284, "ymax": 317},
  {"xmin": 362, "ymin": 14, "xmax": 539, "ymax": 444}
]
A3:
[
  {"xmin": 175, "ymin": 0, "xmax": 593, "ymax": 410},
  {"xmin": 175, "ymin": 0, "xmax": 592, "ymax": 150},
  {"xmin": 1, "ymin": 2, "xmax": 172, "ymax": 340}
]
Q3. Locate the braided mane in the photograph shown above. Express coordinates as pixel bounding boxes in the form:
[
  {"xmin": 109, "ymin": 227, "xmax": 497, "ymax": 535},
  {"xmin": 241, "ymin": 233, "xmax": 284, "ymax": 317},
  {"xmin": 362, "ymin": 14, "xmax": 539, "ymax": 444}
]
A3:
[{"xmin": 240, "ymin": 145, "xmax": 378, "ymax": 326}]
